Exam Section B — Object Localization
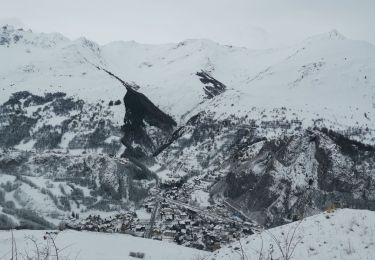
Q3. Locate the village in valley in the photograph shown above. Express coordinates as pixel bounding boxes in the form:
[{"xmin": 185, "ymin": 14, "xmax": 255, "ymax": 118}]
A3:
[{"xmin": 64, "ymin": 172, "xmax": 259, "ymax": 251}]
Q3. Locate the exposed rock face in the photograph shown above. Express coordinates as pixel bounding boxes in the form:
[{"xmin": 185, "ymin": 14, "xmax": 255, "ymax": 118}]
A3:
[
  {"xmin": 97, "ymin": 67, "xmax": 177, "ymax": 160},
  {"xmin": 222, "ymin": 130, "xmax": 375, "ymax": 226},
  {"xmin": 196, "ymin": 70, "xmax": 226, "ymax": 99},
  {"xmin": 122, "ymin": 87, "xmax": 177, "ymax": 159},
  {"xmin": 1, "ymin": 88, "xmax": 374, "ymax": 229},
  {"xmin": 152, "ymin": 113, "xmax": 375, "ymax": 226}
]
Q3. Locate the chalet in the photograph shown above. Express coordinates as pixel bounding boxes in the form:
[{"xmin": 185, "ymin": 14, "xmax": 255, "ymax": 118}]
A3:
[
  {"xmin": 178, "ymin": 220, "xmax": 186, "ymax": 229},
  {"xmin": 242, "ymin": 227, "xmax": 254, "ymax": 235},
  {"xmin": 186, "ymin": 208, "xmax": 198, "ymax": 220},
  {"xmin": 144, "ymin": 203, "xmax": 155, "ymax": 210},
  {"xmin": 135, "ymin": 225, "xmax": 145, "ymax": 232},
  {"xmin": 192, "ymin": 226, "xmax": 201, "ymax": 233},
  {"xmin": 163, "ymin": 229, "xmax": 177, "ymax": 238},
  {"xmin": 220, "ymin": 231, "xmax": 230, "ymax": 242},
  {"xmin": 165, "ymin": 214, "xmax": 175, "ymax": 221},
  {"xmin": 213, "ymin": 225, "xmax": 222, "ymax": 232}
]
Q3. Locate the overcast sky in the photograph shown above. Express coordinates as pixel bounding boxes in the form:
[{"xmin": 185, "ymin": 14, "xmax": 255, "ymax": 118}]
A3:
[{"xmin": 0, "ymin": 0, "xmax": 374, "ymax": 48}]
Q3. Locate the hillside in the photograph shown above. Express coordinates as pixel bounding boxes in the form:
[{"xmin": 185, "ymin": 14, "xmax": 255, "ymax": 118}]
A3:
[
  {"xmin": 0, "ymin": 229, "xmax": 209, "ymax": 260},
  {"xmin": 1, "ymin": 25, "xmax": 374, "ymax": 134},
  {"xmin": 209, "ymin": 209, "xmax": 375, "ymax": 260},
  {"xmin": 0, "ymin": 23, "xmax": 375, "ymax": 253}
]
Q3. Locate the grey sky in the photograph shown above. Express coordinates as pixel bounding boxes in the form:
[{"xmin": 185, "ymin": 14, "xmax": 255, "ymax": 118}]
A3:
[{"xmin": 0, "ymin": 0, "xmax": 374, "ymax": 48}]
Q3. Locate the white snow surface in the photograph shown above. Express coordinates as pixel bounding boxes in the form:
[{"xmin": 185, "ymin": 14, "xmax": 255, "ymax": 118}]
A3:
[
  {"xmin": 1, "ymin": 26, "xmax": 374, "ymax": 133},
  {"xmin": 209, "ymin": 209, "xmax": 375, "ymax": 260},
  {"xmin": 0, "ymin": 230, "xmax": 209, "ymax": 260}
]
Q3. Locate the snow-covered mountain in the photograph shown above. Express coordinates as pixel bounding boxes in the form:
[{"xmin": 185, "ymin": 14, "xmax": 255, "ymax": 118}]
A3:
[
  {"xmin": 1, "ymin": 25, "xmax": 374, "ymax": 133},
  {"xmin": 1, "ymin": 23, "xmax": 375, "ymax": 254}
]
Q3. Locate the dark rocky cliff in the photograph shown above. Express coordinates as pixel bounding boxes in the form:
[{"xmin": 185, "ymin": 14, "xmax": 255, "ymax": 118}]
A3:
[
  {"xmin": 222, "ymin": 129, "xmax": 375, "ymax": 226},
  {"xmin": 98, "ymin": 67, "xmax": 177, "ymax": 160},
  {"xmin": 121, "ymin": 87, "xmax": 176, "ymax": 159},
  {"xmin": 153, "ymin": 112, "xmax": 375, "ymax": 226}
]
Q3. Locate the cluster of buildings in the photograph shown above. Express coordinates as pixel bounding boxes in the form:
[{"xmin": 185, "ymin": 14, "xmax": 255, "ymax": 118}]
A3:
[
  {"xmin": 63, "ymin": 212, "xmax": 138, "ymax": 234},
  {"xmin": 151, "ymin": 200, "xmax": 254, "ymax": 251},
  {"xmin": 260, "ymin": 119, "xmax": 302, "ymax": 130},
  {"xmin": 142, "ymin": 176, "xmax": 257, "ymax": 251},
  {"xmin": 63, "ymin": 171, "xmax": 258, "ymax": 252}
]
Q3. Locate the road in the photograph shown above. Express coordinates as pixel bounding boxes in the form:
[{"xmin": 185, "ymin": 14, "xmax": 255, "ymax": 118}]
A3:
[
  {"xmin": 144, "ymin": 200, "xmax": 160, "ymax": 238},
  {"xmin": 157, "ymin": 195, "xmax": 243, "ymax": 224},
  {"xmin": 223, "ymin": 199, "xmax": 255, "ymax": 223}
]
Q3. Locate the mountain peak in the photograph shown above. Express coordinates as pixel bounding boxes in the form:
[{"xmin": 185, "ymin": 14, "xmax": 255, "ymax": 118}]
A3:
[
  {"xmin": 0, "ymin": 17, "xmax": 25, "ymax": 30},
  {"xmin": 327, "ymin": 29, "xmax": 346, "ymax": 40},
  {"xmin": 0, "ymin": 25, "xmax": 69, "ymax": 48},
  {"xmin": 175, "ymin": 38, "xmax": 220, "ymax": 49},
  {"xmin": 312, "ymin": 29, "xmax": 346, "ymax": 41},
  {"xmin": 301, "ymin": 29, "xmax": 346, "ymax": 46}
]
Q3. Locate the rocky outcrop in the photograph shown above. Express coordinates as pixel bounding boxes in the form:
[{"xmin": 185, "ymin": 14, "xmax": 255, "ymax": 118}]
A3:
[
  {"xmin": 222, "ymin": 129, "xmax": 375, "ymax": 226},
  {"xmin": 121, "ymin": 87, "xmax": 177, "ymax": 159},
  {"xmin": 152, "ymin": 112, "xmax": 375, "ymax": 227},
  {"xmin": 196, "ymin": 70, "xmax": 226, "ymax": 99},
  {"xmin": 98, "ymin": 67, "xmax": 177, "ymax": 160}
]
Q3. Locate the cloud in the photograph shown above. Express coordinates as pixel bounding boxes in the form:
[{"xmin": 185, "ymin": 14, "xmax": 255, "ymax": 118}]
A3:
[
  {"xmin": 0, "ymin": 1, "xmax": 374, "ymax": 47},
  {"xmin": 0, "ymin": 17, "xmax": 25, "ymax": 29}
]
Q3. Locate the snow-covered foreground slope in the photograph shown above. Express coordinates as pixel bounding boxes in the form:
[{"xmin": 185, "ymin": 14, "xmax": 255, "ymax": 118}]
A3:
[
  {"xmin": 1, "ymin": 209, "xmax": 373, "ymax": 260},
  {"xmin": 210, "ymin": 209, "xmax": 375, "ymax": 260},
  {"xmin": 0, "ymin": 229, "xmax": 209, "ymax": 260}
]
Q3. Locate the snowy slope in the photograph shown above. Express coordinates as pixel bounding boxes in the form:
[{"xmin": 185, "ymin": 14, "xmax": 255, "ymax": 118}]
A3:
[
  {"xmin": 0, "ymin": 26, "xmax": 121, "ymax": 105},
  {"xmin": 209, "ymin": 209, "xmax": 375, "ymax": 260},
  {"xmin": 203, "ymin": 30, "xmax": 375, "ymax": 130},
  {"xmin": 0, "ymin": 230, "xmax": 209, "ymax": 260},
  {"xmin": 1, "ymin": 25, "xmax": 374, "ymax": 132},
  {"xmin": 1, "ymin": 24, "xmax": 375, "ymax": 247}
]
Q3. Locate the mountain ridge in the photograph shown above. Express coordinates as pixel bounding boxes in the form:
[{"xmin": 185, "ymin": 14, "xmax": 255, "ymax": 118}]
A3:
[
  {"xmin": 1, "ymin": 25, "xmax": 374, "ymax": 134},
  {"xmin": 0, "ymin": 25, "xmax": 375, "ymax": 252}
]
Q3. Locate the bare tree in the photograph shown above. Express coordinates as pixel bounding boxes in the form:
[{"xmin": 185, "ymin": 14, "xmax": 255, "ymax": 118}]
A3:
[
  {"xmin": 25, "ymin": 235, "xmax": 41, "ymax": 260},
  {"xmin": 8, "ymin": 231, "xmax": 69, "ymax": 260},
  {"xmin": 9, "ymin": 229, "xmax": 20, "ymax": 260},
  {"xmin": 45, "ymin": 232, "xmax": 60, "ymax": 260},
  {"xmin": 265, "ymin": 220, "xmax": 304, "ymax": 260},
  {"xmin": 235, "ymin": 237, "xmax": 249, "ymax": 260}
]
